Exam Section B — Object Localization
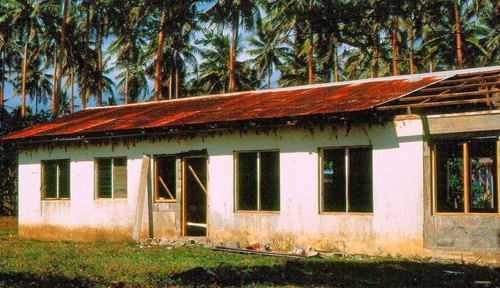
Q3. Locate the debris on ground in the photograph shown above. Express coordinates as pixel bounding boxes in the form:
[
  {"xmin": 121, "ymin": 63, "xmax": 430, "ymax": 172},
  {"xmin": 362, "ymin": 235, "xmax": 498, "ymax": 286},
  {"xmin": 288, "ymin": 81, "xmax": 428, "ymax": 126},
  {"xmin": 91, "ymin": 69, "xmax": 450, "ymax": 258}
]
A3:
[{"xmin": 138, "ymin": 238, "xmax": 326, "ymax": 258}]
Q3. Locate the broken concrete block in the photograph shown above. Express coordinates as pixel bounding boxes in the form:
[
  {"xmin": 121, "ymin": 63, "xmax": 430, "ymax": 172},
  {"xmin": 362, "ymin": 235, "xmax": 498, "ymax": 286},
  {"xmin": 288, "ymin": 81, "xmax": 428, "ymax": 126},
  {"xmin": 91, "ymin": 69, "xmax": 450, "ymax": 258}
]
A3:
[{"xmin": 290, "ymin": 246, "xmax": 306, "ymax": 256}]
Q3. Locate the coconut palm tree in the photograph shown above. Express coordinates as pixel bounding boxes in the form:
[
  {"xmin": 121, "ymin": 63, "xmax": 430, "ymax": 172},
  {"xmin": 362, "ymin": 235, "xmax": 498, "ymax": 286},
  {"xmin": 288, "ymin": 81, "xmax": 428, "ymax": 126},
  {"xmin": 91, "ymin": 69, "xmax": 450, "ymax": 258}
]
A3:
[
  {"xmin": 192, "ymin": 30, "xmax": 258, "ymax": 94},
  {"xmin": 204, "ymin": 0, "xmax": 262, "ymax": 92},
  {"xmin": 247, "ymin": 22, "xmax": 290, "ymax": 89},
  {"xmin": 108, "ymin": 1, "xmax": 151, "ymax": 104},
  {"xmin": 148, "ymin": 0, "xmax": 199, "ymax": 100}
]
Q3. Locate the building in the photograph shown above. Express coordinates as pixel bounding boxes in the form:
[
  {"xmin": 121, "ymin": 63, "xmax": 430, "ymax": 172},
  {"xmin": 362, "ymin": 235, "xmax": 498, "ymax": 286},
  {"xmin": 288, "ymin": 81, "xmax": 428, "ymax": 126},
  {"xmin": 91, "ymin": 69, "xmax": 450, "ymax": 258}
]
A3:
[{"xmin": 3, "ymin": 66, "xmax": 500, "ymax": 262}]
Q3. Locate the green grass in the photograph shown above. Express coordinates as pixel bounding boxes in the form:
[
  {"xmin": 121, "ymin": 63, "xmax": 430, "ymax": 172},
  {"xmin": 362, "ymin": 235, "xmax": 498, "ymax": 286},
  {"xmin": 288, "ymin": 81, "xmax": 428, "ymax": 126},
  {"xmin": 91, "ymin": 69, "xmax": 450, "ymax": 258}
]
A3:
[{"xmin": 1, "ymin": 217, "xmax": 500, "ymax": 287}]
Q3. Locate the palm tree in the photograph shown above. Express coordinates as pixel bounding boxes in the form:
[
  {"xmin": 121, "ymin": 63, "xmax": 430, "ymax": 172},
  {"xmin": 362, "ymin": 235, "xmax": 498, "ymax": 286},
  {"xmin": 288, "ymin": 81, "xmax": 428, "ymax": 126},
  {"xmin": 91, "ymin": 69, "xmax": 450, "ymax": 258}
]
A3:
[
  {"xmin": 477, "ymin": 0, "xmax": 500, "ymax": 65},
  {"xmin": 108, "ymin": 1, "xmax": 151, "ymax": 104},
  {"xmin": 192, "ymin": 30, "xmax": 258, "ymax": 94},
  {"xmin": 148, "ymin": 0, "xmax": 199, "ymax": 100},
  {"xmin": 247, "ymin": 23, "xmax": 290, "ymax": 89},
  {"xmin": 154, "ymin": 2, "xmax": 167, "ymax": 101},
  {"xmin": 79, "ymin": 0, "xmax": 91, "ymax": 110},
  {"xmin": 205, "ymin": 0, "xmax": 261, "ymax": 92},
  {"xmin": 0, "ymin": 0, "xmax": 38, "ymax": 116},
  {"xmin": 54, "ymin": 0, "xmax": 69, "ymax": 118},
  {"xmin": 0, "ymin": 10, "xmax": 21, "ymax": 110},
  {"xmin": 0, "ymin": 0, "xmax": 60, "ymax": 116}
]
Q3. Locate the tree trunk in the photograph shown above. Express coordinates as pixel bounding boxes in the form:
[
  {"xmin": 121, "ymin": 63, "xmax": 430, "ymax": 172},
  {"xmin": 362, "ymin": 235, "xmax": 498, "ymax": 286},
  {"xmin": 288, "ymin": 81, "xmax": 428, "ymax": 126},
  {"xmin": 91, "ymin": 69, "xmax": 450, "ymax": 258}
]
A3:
[
  {"xmin": 371, "ymin": 46, "xmax": 379, "ymax": 78},
  {"xmin": 96, "ymin": 21, "xmax": 103, "ymax": 106},
  {"xmin": 229, "ymin": 12, "xmax": 239, "ymax": 92},
  {"xmin": 267, "ymin": 66, "xmax": 271, "ymax": 89},
  {"xmin": 333, "ymin": 37, "xmax": 339, "ymax": 82},
  {"xmin": 308, "ymin": 0, "xmax": 314, "ymax": 85},
  {"xmin": 124, "ymin": 67, "xmax": 129, "ymax": 104},
  {"xmin": 168, "ymin": 71, "xmax": 172, "ymax": 100},
  {"xmin": 0, "ymin": 52, "xmax": 4, "ymax": 110},
  {"xmin": 391, "ymin": 16, "xmax": 399, "ymax": 76},
  {"xmin": 175, "ymin": 66, "xmax": 180, "ymax": 99},
  {"xmin": 70, "ymin": 70, "xmax": 74, "ymax": 114},
  {"xmin": 409, "ymin": 23, "xmax": 415, "ymax": 74},
  {"xmin": 81, "ymin": 2, "xmax": 90, "ymax": 110},
  {"xmin": 51, "ymin": 53, "xmax": 58, "ymax": 116},
  {"xmin": 154, "ymin": 6, "xmax": 167, "ymax": 101},
  {"xmin": 21, "ymin": 25, "xmax": 31, "ymax": 117},
  {"xmin": 55, "ymin": 0, "xmax": 69, "ymax": 118},
  {"xmin": 454, "ymin": 0, "xmax": 463, "ymax": 68}
]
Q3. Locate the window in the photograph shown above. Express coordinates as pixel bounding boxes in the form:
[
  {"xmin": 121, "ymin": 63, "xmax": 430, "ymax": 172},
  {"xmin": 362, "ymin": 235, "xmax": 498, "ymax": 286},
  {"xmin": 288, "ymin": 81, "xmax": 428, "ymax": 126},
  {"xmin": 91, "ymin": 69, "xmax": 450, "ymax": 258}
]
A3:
[
  {"xmin": 41, "ymin": 159, "xmax": 70, "ymax": 199},
  {"xmin": 434, "ymin": 139, "xmax": 498, "ymax": 214},
  {"xmin": 235, "ymin": 150, "xmax": 280, "ymax": 211},
  {"xmin": 154, "ymin": 155, "xmax": 177, "ymax": 202},
  {"xmin": 96, "ymin": 157, "xmax": 127, "ymax": 199},
  {"xmin": 320, "ymin": 147, "xmax": 373, "ymax": 213}
]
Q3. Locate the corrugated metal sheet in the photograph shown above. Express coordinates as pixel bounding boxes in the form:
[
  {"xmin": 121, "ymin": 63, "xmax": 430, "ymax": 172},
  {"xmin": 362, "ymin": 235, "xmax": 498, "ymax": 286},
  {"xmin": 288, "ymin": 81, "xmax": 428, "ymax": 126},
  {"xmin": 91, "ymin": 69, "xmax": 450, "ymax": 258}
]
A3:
[{"xmin": 3, "ymin": 75, "xmax": 445, "ymax": 141}]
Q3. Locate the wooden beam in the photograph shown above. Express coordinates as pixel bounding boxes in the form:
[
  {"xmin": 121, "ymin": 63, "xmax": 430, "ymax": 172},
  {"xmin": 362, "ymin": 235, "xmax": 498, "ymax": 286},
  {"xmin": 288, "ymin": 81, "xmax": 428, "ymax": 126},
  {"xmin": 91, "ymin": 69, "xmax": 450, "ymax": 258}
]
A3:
[
  {"xmin": 378, "ymin": 96, "xmax": 500, "ymax": 110},
  {"xmin": 420, "ymin": 80, "xmax": 500, "ymax": 93},
  {"xmin": 438, "ymin": 74, "xmax": 500, "ymax": 85},
  {"xmin": 187, "ymin": 164, "xmax": 208, "ymax": 194},
  {"xmin": 159, "ymin": 176, "xmax": 175, "ymax": 199},
  {"xmin": 399, "ymin": 88, "xmax": 500, "ymax": 102},
  {"xmin": 132, "ymin": 155, "xmax": 151, "ymax": 241}
]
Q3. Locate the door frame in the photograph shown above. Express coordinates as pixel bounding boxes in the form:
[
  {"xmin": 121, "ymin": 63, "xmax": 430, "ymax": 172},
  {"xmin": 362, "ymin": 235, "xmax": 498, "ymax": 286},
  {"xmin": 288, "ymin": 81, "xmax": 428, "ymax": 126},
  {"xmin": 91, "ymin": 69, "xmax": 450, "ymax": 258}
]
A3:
[{"xmin": 181, "ymin": 155, "xmax": 208, "ymax": 237}]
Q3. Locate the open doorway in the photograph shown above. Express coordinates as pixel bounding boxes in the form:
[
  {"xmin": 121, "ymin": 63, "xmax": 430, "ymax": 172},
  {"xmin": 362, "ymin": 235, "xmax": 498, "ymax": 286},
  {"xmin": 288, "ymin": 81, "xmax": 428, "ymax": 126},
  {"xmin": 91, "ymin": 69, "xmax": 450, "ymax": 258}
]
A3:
[{"xmin": 182, "ymin": 157, "xmax": 208, "ymax": 236}]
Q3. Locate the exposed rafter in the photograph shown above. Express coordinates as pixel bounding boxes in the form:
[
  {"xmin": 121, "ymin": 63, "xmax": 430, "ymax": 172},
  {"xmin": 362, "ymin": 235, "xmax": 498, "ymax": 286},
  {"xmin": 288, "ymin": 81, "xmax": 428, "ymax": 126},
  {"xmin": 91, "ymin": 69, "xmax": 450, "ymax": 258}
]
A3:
[{"xmin": 379, "ymin": 69, "xmax": 500, "ymax": 113}]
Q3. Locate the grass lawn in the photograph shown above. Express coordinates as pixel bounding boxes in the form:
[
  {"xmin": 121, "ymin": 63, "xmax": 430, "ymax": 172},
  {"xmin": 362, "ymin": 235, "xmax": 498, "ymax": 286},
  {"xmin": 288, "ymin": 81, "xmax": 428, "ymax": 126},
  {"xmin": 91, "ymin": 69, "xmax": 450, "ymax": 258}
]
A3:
[{"xmin": 1, "ymin": 217, "xmax": 499, "ymax": 287}]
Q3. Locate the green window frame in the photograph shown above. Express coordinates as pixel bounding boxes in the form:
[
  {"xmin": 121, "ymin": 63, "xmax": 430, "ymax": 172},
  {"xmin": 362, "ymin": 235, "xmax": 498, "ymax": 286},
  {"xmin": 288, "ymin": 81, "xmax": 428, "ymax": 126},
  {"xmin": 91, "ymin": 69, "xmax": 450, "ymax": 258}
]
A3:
[
  {"xmin": 41, "ymin": 159, "xmax": 70, "ymax": 200},
  {"xmin": 433, "ymin": 139, "xmax": 499, "ymax": 214},
  {"xmin": 95, "ymin": 157, "xmax": 127, "ymax": 199},
  {"xmin": 320, "ymin": 147, "xmax": 373, "ymax": 213},
  {"xmin": 235, "ymin": 150, "xmax": 280, "ymax": 212}
]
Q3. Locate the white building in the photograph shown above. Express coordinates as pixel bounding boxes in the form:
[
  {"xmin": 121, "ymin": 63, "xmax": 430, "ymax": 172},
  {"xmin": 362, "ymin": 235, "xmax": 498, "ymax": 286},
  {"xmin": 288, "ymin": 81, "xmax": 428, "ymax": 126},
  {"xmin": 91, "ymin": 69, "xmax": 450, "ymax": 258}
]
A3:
[{"xmin": 4, "ymin": 67, "xmax": 500, "ymax": 262}]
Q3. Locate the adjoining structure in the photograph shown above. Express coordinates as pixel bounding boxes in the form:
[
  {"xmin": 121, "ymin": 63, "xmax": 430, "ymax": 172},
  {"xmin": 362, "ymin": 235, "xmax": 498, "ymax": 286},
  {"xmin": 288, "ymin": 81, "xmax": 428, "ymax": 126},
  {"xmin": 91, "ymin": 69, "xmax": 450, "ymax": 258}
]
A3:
[{"xmin": 3, "ymin": 66, "xmax": 500, "ymax": 262}]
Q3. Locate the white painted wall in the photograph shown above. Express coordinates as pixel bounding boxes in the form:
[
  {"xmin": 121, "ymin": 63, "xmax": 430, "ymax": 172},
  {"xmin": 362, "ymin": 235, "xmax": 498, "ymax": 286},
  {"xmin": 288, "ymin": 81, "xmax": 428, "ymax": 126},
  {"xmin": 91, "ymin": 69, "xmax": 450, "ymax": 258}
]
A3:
[{"xmin": 18, "ymin": 118, "xmax": 425, "ymax": 254}]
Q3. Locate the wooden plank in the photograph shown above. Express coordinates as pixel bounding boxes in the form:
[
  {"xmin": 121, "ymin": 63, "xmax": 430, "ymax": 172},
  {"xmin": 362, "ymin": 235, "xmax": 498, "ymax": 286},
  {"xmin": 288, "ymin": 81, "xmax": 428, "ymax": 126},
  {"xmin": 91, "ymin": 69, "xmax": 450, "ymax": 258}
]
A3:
[
  {"xmin": 420, "ymin": 80, "xmax": 500, "ymax": 93},
  {"xmin": 378, "ymin": 96, "xmax": 500, "ymax": 110},
  {"xmin": 399, "ymin": 88, "xmax": 500, "ymax": 102},
  {"xmin": 187, "ymin": 164, "xmax": 208, "ymax": 194},
  {"xmin": 187, "ymin": 222, "xmax": 208, "ymax": 228},
  {"xmin": 147, "ymin": 159, "xmax": 153, "ymax": 239},
  {"xmin": 159, "ymin": 176, "xmax": 175, "ymax": 199},
  {"xmin": 132, "ymin": 155, "xmax": 151, "ymax": 241},
  {"xmin": 463, "ymin": 143, "xmax": 469, "ymax": 214},
  {"xmin": 439, "ymin": 74, "xmax": 500, "ymax": 85}
]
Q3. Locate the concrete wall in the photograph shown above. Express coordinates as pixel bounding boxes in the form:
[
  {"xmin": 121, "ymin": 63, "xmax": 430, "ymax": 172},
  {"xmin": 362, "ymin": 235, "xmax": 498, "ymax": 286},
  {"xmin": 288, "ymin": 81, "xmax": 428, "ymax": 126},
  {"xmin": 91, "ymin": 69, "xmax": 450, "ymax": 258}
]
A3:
[
  {"xmin": 422, "ymin": 112, "xmax": 500, "ymax": 262},
  {"xmin": 18, "ymin": 118, "xmax": 426, "ymax": 255}
]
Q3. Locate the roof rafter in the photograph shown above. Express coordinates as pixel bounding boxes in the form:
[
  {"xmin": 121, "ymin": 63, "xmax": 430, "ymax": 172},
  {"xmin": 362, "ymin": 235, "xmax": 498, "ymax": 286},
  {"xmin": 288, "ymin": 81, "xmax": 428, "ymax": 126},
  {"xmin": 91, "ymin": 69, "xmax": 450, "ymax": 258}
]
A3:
[{"xmin": 378, "ymin": 69, "xmax": 500, "ymax": 112}]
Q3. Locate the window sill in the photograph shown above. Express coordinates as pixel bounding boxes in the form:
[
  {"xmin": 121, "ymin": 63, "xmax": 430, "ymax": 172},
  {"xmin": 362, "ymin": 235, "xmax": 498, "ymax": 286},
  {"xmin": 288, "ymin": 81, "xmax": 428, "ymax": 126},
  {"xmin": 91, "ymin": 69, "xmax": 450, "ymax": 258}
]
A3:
[
  {"xmin": 154, "ymin": 199, "xmax": 177, "ymax": 203},
  {"xmin": 433, "ymin": 212, "xmax": 499, "ymax": 216},
  {"xmin": 42, "ymin": 199, "xmax": 71, "ymax": 201},
  {"xmin": 234, "ymin": 210, "xmax": 280, "ymax": 214},
  {"xmin": 320, "ymin": 212, "xmax": 373, "ymax": 216}
]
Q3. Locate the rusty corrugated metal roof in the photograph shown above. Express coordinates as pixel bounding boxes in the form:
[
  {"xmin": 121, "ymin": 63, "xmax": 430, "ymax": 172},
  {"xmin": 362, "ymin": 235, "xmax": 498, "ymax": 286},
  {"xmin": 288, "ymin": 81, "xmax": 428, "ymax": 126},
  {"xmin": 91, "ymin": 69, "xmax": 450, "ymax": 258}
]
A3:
[{"xmin": 3, "ymin": 74, "xmax": 447, "ymax": 141}]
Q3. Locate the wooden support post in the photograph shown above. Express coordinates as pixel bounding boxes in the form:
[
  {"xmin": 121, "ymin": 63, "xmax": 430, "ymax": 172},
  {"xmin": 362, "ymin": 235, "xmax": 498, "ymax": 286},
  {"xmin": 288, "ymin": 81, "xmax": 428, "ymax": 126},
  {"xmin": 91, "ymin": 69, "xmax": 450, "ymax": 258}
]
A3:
[
  {"xmin": 132, "ymin": 155, "xmax": 151, "ymax": 241},
  {"xmin": 147, "ymin": 159, "xmax": 154, "ymax": 239}
]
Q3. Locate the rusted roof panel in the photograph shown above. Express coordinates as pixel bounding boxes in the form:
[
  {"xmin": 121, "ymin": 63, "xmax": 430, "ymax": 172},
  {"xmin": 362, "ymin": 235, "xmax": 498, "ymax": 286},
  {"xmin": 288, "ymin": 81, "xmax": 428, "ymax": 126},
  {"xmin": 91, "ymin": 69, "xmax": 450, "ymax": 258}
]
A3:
[{"xmin": 3, "ymin": 75, "xmax": 446, "ymax": 141}]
